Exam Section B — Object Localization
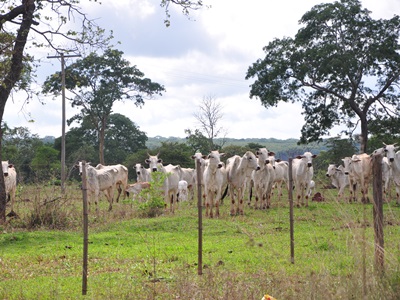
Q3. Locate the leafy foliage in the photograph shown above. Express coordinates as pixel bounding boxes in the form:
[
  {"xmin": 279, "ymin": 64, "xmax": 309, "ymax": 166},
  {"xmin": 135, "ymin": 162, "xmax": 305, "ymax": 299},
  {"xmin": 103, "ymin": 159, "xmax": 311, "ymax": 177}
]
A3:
[
  {"xmin": 43, "ymin": 49, "xmax": 165, "ymax": 164},
  {"xmin": 246, "ymin": 0, "xmax": 400, "ymax": 153}
]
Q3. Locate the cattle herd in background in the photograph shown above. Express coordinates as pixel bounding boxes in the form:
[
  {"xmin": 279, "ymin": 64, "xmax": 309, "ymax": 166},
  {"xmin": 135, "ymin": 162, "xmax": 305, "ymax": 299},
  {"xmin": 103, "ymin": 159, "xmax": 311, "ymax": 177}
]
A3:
[{"xmin": 2, "ymin": 143, "xmax": 400, "ymax": 217}]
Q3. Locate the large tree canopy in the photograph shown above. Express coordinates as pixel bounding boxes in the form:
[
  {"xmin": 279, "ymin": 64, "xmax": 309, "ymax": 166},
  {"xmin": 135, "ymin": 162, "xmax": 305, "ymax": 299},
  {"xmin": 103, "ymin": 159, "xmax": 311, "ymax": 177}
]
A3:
[
  {"xmin": 43, "ymin": 49, "xmax": 165, "ymax": 164},
  {"xmin": 246, "ymin": 0, "xmax": 400, "ymax": 153}
]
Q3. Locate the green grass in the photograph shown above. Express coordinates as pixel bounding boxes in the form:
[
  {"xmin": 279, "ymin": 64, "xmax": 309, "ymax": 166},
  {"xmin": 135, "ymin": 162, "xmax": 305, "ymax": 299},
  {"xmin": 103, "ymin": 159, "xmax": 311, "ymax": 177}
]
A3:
[{"xmin": 0, "ymin": 184, "xmax": 399, "ymax": 299}]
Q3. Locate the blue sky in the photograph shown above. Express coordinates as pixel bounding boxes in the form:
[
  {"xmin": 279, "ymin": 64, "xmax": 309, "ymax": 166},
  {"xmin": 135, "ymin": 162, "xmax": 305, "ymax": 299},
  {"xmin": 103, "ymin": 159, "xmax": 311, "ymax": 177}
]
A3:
[{"xmin": 5, "ymin": 0, "xmax": 400, "ymax": 139}]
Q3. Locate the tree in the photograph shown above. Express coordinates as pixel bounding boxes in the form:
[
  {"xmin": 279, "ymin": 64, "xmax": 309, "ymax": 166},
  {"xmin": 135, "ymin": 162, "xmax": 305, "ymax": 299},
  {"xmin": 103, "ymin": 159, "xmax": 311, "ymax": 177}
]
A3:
[
  {"xmin": 43, "ymin": 49, "xmax": 165, "ymax": 164},
  {"xmin": 0, "ymin": 0, "xmax": 205, "ymax": 222},
  {"xmin": 245, "ymin": 0, "xmax": 400, "ymax": 154},
  {"xmin": 189, "ymin": 95, "xmax": 227, "ymax": 151},
  {"xmin": 184, "ymin": 128, "xmax": 210, "ymax": 154},
  {"xmin": 31, "ymin": 146, "xmax": 60, "ymax": 183},
  {"xmin": 2, "ymin": 125, "xmax": 44, "ymax": 183},
  {"xmin": 103, "ymin": 114, "xmax": 147, "ymax": 164},
  {"xmin": 54, "ymin": 113, "xmax": 147, "ymax": 176}
]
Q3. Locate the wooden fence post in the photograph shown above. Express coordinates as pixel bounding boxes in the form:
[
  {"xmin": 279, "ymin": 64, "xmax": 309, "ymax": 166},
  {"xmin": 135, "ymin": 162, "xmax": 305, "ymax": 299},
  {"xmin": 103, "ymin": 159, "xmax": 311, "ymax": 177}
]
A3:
[
  {"xmin": 372, "ymin": 154, "xmax": 384, "ymax": 272},
  {"xmin": 196, "ymin": 158, "xmax": 203, "ymax": 275},
  {"xmin": 289, "ymin": 158, "xmax": 294, "ymax": 264},
  {"xmin": 81, "ymin": 161, "xmax": 89, "ymax": 295}
]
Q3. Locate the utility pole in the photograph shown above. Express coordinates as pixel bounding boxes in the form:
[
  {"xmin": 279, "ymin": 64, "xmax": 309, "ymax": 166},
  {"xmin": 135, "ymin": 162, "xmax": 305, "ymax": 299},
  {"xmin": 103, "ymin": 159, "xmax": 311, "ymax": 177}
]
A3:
[{"xmin": 47, "ymin": 53, "xmax": 81, "ymax": 194}]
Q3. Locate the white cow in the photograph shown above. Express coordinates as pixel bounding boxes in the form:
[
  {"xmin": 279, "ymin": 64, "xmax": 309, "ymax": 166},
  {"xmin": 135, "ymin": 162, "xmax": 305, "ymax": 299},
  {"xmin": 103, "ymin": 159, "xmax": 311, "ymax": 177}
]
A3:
[
  {"xmin": 134, "ymin": 163, "xmax": 151, "ymax": 182},
  {"xmin": 268, "ymin": 155, "xmax": 289, "ymax": 201},
  {"xmin": 292, "ymin": 152, "xmax": 317, "ymax": 207},
  {"xmin": 177, "ymin": 180, "xmax": 188, "ymax": 202},
  {"xmin": 2, "ymin": 161, "xmax": 17, "ymax": 214},
  {"xmin": 203, "ymin": 150, "xmax": 226, "ymax": 218},
  {"xmin": 164, "ymin": 163, "xmax": 182, "ymax": 211},
  {"xmin": 253, "ymin": 148, "xmax": 276, "ymax": 209},
  {"xmin": 342, "ymin": 153, "xmax": 372, "ymax": 203},
  {"xmin": 326, "ymin": 164, "xmax": 349, "ymax": 202},
  {"xmin": 79, "ymin": 161, "xmax": 118, "ymax": 211},
  {"xmin": 191, "ymin": 152, "xmax": 208, "ymax": 204},
  {"xmin": 180, "ymin": 167, "xmax": 196, "ymax": 201},
  {"xmin": 226, "ymin": 151, "xmax": 260, "ymax": 216},
  {"xmin": 96, "ymin": 163, "xmax": 129, "ymax": 202},
  {"xmin": 145, "ymin": 153, "xmax": 182, "ymax": 213},
  {"xmin": 379, "ymin": 144, "xmax": 400, "ymax": 204}
]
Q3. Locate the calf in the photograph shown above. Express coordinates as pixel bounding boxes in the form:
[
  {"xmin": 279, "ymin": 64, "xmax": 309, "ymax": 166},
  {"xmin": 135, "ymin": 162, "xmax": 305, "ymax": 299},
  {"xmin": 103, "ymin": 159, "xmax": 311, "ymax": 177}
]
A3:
[
  {"xmin": 326, "ymin": 164, "xmax": 349, "ymax": 202},
  {"xmin": 125, "ymin": 182, "xmax": 151, "ymax": 202},
  {"xmin": 177, "ymin": 180, "xmax": 189, "ymax": 202},
  {"xmin": 2, "ymin": 161, "xmax": 17, "ymax": 214}
]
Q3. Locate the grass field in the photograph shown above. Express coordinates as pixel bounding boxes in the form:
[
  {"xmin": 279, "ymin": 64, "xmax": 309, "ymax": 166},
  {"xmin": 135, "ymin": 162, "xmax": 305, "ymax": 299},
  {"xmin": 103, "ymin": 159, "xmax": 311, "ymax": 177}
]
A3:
[{"xmin": 0, "ymin": 182, "xmax": 399, "ymax": 299}]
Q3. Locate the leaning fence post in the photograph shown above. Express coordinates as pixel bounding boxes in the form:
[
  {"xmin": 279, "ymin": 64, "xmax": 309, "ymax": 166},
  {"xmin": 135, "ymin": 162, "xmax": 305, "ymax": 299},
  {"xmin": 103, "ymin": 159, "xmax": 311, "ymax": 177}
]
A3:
[{"xmin": 81, "ymin": 161, "xmax": 89, "ymax": 295}]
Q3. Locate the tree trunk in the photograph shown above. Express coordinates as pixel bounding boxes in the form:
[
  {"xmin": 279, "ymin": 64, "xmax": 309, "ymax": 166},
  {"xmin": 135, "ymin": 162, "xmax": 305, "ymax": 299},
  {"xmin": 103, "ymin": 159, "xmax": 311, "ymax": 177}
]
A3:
[
  {"xmin": 99, "ymin": 118, "xmax": 106, "ymax": 164},
  {"xmin": 359, "ymin": 115, "xmax": 369, "ymax": 154},
  {"xmin": 0, "ymin": 0, "xmax": 36, "ymax": 223}
]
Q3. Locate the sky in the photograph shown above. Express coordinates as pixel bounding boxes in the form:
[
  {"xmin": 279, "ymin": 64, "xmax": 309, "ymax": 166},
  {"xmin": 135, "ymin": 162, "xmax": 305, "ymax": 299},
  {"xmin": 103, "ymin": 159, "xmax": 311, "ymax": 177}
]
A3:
[{"xmin": 4, "ymin": 0, "xmax": 400, "ymax": 140}]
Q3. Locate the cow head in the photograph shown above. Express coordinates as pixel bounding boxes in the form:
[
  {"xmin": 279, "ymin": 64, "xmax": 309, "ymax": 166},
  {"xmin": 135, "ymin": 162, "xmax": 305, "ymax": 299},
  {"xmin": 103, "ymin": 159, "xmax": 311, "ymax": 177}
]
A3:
[
  {"xmin": 296, "ymin": 152, "xmax": 317, "ymax": 168},
  {"xmin": 146, "ymin": 153, "xmax": 163, "ymax": 172},
  {"xmin": 1, "ymin": 161, "xmax": 10, "ymax": 176},
  {"xmin": 242, "ymin": 151, "xmax": 260, "ymax": 171},
  {"xmin": 381, "ymin": 143, "xmax": 399, "ymax": 163},
  {"xmin": 77, "ymin": 161, "xmax": 91, "ymax": 176},
  {"xmin": 207, "ymin": 150, "xmax": 225, "ymax": 169}
]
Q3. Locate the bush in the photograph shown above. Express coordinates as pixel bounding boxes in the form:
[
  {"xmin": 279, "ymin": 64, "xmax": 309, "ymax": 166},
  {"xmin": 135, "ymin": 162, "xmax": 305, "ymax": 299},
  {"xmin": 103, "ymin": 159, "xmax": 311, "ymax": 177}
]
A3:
[{"xmin": 137, "ymin": 172, "xmax": 167, "ymax": 218}]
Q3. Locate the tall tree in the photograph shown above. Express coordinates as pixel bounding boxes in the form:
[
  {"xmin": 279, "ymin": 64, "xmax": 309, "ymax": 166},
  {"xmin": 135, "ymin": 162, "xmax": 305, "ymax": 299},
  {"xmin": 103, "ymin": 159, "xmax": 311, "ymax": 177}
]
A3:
[
  {"xmin": 43, "ymin": 49, "xmax": 165, "ymax": 164},
  {"xmin": 103, "ymin": 114, "xmax": 147, "ymax": 164},
  {"xmin": 190, "ymin": 95, "xmax": 227, "ymax": 151},
  {"xmin": 246, "ymin": 0, "xmax": 400, "ymax": 153}
]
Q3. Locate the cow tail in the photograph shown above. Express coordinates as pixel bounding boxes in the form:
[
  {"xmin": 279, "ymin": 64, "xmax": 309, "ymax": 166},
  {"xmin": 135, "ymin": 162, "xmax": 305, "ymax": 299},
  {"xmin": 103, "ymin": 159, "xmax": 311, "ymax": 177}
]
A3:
[{"xmin": 221, "ymin": 184, "xmax": 229, "ymax": 201}]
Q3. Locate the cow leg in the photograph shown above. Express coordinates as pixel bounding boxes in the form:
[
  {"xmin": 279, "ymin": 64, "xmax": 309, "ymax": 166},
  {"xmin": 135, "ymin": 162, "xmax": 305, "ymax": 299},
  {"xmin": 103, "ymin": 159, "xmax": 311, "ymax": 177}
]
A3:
[
  {"xmin": 229, "ymin": 185, "xmax": 236, "ymax": 216},
  {"xmin": 238, "ymin": 188, "xmax": 244, "ymax": 215},
  {"xmin": 215, "ymin": 194, "xmax": 220, "ymax": 218},
  {"xmin": 205, "ymin": 192, "xmax": 211, "ymax": 217}
]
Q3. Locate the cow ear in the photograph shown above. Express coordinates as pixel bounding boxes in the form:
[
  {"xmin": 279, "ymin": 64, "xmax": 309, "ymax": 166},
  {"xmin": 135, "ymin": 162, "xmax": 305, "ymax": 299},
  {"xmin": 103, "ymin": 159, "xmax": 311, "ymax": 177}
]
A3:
[
  {"xmin": 202, "ymin": 155, "xmax": 207, "ymax": 159},
  {"xmin": 268, "ymin": 151, "xmax": 275, "ymax": 156},
  {"xmin": 158, "ymin": 159, "xmax": 163, "ymax": 164},
  {"xmin": 145, "ymin": 159, "xmax": 150, "ymax": 164},
  {"xmin": 191, "ymin": 155, "xmax": 196, "ymax": 159},
  {"xmin": 276, "ymin": 159, "xmax": 281, "ymax": 162},
  {"xmin": 312, "ymin": 154, "xmax": 317, "ymax": 159},
  {"xmin": 295, "ymin": 155, "xmax": 302, "ymax": 159},
  {"xmin": 220, "ymin": 153, "xmax": 226, "ymax": 157}
]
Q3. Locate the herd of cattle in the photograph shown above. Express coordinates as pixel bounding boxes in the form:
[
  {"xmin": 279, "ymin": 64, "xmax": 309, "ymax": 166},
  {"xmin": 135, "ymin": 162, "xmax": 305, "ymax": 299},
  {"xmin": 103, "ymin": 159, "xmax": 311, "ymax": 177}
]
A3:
[{"xmin": 2, "ymin": 143, "xmax": 400, "ymax": 217}]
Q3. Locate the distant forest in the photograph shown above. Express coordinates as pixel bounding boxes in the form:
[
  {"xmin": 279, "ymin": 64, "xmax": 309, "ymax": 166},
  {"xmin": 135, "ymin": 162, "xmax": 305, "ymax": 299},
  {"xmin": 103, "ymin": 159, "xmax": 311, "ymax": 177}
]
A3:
[
  {"xmin": 146, "ymin": 136, "xmax": 329, "ymax": 160},
  {"xmin": 41, "ymin": 135, "xmax": 330, "ymax": 161}
]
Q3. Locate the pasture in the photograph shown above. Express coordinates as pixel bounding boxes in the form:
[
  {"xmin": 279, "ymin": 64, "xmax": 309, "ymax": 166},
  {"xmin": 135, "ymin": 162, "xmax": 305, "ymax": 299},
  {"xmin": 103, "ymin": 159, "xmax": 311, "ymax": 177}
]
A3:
[{"xmin": 0, "ymin": 182, "xmax": 399, "ymax": 299}]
